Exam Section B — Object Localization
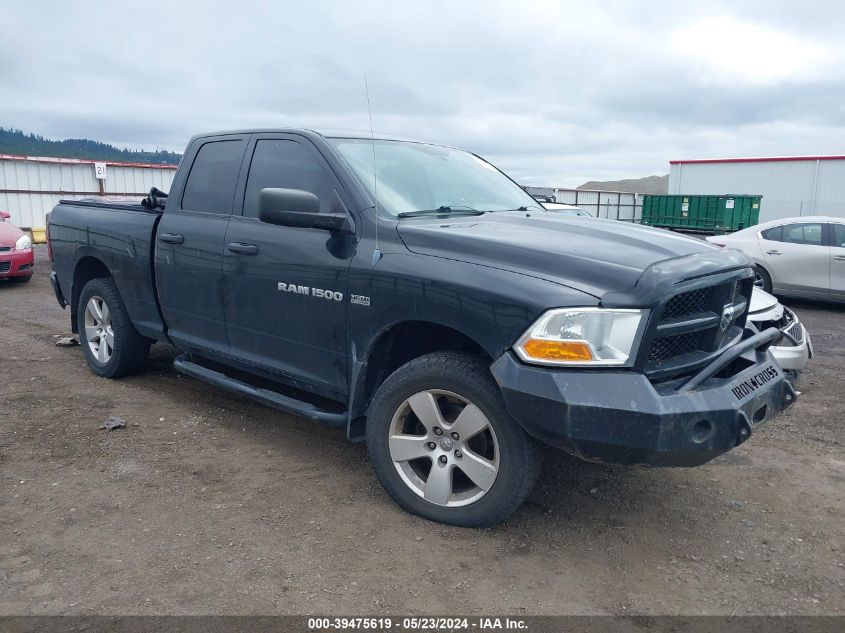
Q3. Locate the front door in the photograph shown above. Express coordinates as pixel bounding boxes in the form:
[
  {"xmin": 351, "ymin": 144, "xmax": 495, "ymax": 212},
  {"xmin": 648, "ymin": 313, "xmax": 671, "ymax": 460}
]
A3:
[
  {"xmin": 222, "ymin": 134, "xmax": 356, "ymax": 396},
  {"xmin": 155, "ymin": 135, "xmax": 247, "ymax": 355},
  {"xmin": 759, "ymin": 221, "xmax": 831, "ymax": 294}
]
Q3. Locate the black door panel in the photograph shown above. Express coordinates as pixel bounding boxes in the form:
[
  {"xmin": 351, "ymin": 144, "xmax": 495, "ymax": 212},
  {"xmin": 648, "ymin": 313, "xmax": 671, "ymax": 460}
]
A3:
[
  {"xmin": 224, "ymin": 219, "xmax": 351, "ymax": 390},
  {"xmin": 223, "ymin": 135, "xmax": 355, "ymax": 394},
  {"xmin": 156, "ymin": 213, "xmax": 231, "ymax": 351},
  {"xmin": 155, "ymin": 136, "xmax": 247, "ymax": 354}
]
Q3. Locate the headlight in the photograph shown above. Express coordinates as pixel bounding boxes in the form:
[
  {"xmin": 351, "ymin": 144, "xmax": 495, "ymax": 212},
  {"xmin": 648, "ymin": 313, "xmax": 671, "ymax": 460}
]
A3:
[
  {"xmin": 15, "ymin": 234, "xmax": 32, "ymax": 251},
  {"xmin": 515, "ymin": 307, "xmax": 648, "ymax": 366}
]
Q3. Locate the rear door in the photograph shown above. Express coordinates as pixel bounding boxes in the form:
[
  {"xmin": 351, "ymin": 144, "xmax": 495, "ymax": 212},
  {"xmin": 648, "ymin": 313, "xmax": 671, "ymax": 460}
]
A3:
[
  {"xmin": 155, "ymin": 135, "xmax": 248, "ymax": 355},
  {"xmin": 222, "ymin": 133, "xmax": 356, "ymax": 396},
  {"xmin": 759, "ymin": 222, "xmax": 831, "ymax": 294},
  {"xmin": 830, "ymin": 222, "xmax": 845, "ymax": 296}
]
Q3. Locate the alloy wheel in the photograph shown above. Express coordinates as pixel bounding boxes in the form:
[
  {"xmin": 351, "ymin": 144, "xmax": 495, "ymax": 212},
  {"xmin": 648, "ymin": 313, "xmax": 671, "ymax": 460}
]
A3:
[
  {"xmin": 388, "ymin": 389, "xmax": 499, "ymax": 507},
  {"xmin": 84, "ymin": 295, "xmax": 114, "ymax": 364}
]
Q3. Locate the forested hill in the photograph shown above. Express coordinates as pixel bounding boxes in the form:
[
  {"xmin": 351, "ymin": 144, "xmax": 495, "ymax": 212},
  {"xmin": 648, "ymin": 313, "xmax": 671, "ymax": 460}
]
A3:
[{"xmin": 0, "ymin": 127, "xmax": 181, "ymax": 165}]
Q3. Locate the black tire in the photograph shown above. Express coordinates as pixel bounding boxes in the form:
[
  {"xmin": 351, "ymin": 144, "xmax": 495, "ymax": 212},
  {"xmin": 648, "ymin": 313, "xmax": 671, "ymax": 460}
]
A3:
[
  {"xmin": 754, "ymin": 265, "xmax": 772, "ymax": 293},
  {"xmin": 77, "ymin": 277, "xmax": 150, "ymax": 378},
  {"xmin": 366, "ymin": 352, "xmax": 540, "ymax": 527},
  {"xmin": 9, "ymin": 274, "xmax": 32, "ymax": 283}
]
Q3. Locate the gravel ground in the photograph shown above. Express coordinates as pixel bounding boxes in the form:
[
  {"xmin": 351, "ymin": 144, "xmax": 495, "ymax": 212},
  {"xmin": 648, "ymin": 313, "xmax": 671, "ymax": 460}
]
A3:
[{"xmin": 0, "ymin": 247, "xmax": 843, "ymax": 615}]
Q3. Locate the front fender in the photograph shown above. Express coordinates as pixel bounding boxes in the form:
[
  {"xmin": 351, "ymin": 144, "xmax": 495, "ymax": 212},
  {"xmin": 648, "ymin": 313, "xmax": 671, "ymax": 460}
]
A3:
[{"xmin": 344, "ymin": 250, "xmax": 598, "ymax": 434}]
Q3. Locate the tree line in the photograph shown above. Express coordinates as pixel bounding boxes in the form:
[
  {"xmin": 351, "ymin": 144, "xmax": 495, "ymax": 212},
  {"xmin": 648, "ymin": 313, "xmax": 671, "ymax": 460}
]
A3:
[{"xmin": 0, "ymin": 127, "xmax": 181, "ymax": 165}]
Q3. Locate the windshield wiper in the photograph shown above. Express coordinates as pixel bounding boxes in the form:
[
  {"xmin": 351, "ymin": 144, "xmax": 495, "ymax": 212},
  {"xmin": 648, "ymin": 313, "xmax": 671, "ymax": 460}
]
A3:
[
  {"xmin": 482, "ymin": 205, "xmax": 544, "ymax": 213},
  {"xmin": 397, "ymin": 206, "xmax": 486, "ymax": 219}
]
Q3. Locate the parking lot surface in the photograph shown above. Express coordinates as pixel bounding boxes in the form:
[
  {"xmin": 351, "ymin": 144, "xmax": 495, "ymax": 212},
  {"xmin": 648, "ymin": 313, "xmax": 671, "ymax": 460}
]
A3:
[{"xmin": 1, "ymin": 248, "xmax": 843, "ymax": 615}]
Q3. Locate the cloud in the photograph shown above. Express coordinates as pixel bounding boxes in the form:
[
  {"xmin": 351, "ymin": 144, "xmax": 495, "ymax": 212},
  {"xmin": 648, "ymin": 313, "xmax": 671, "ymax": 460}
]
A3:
[
  {"xmin": 670, "ymin": 16, "xmax": 824, "ymax": 83},
  {"xmin": 1, "ymin": 0, "xmax": 843, "ymax": 186}
]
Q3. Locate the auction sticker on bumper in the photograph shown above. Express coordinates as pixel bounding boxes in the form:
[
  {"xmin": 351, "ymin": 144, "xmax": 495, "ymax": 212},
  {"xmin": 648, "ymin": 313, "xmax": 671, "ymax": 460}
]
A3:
[{"xmin": 730, "ymin": 365, "xmax": 779, "ymax": 400}]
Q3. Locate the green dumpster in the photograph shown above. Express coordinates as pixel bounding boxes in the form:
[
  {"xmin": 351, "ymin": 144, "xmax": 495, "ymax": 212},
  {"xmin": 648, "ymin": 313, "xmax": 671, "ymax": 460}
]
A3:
[{"xmin": 641, "ymin": 194, "xmax": 761, "ymax": 233}]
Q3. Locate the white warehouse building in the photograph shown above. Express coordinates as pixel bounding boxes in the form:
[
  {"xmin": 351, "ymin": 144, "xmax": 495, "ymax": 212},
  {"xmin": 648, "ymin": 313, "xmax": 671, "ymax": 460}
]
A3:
[
  {"xmin": 0, "ymin": 154, "xmax": 177, "ymax": 229},
  {"xmin": 669, "ymin": 155, "xmax": 845, "ymax": 223}
]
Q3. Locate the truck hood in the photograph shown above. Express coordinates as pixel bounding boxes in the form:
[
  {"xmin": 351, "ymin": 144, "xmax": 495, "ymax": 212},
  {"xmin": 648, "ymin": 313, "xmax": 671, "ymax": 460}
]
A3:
[{"xmin": 397, "ymin": 213, "xmax": 724, "ymax": 298}]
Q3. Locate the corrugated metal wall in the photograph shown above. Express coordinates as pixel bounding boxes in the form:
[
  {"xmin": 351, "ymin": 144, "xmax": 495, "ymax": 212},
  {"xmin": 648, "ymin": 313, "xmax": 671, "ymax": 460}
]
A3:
[
  {"xmin": 524, "ymin": 187, "xmax": 643, "ymax": 221},
  {"xmin": 669, "ymin": 159, "xmax": 845, "ymax": 222},
  {"xmin": 552, "ymin": 189, "xmax": 642, "ymax": 221},
  {"xmin": 0, "ymin": 157, "xmax": 177, "ymax": 227}
]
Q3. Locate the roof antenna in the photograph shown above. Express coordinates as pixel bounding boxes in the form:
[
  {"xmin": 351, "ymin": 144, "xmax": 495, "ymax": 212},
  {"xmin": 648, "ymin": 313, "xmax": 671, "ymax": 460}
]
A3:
[{"xmin": 365, "ymin": 73, "xmax": 382, "ymax": 266}]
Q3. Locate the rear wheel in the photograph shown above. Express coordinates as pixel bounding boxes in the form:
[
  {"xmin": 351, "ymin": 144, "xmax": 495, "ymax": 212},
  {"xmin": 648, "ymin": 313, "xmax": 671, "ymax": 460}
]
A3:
[
  {"xmin": 77, "ymin": 278, "xmax": 150, "ymax": 378},
  {"xmin": 366, "ymin": 352, "xmax": 540, "ymax": 527},
  {"xmin": 754, "ymin": 265, "xmax": 772, "ymax": 293}
]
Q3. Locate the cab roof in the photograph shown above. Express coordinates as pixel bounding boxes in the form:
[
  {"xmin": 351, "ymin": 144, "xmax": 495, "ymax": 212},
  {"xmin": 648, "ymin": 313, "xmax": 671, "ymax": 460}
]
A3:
[{"xmin": 191, "ymin": 128, "xmax": 434, "ymax": 144}]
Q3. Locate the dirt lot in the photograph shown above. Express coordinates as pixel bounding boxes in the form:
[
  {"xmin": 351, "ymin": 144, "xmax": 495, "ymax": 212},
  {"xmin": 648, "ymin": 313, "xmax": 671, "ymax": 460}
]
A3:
[{"xmin": 1, "ymin": 247, "xmax": 843, "ymax": 616}]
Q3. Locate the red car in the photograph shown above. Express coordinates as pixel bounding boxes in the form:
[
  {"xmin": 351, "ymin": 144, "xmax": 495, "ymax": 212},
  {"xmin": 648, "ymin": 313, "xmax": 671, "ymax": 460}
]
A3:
[{"xmin": 0, "ymin": 210, "xmax": 34, "ymax": 282}]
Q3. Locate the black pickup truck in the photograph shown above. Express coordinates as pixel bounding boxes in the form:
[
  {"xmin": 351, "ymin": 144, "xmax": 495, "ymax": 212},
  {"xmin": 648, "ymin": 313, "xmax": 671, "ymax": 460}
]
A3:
[{"xmin": 48, "ymin": 129, "xmax": 797, "ymax": 526}]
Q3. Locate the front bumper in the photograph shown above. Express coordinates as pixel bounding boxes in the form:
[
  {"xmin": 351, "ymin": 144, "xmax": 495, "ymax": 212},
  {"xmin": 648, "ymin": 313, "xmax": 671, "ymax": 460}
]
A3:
[
  {"xmin": 769, "ymin": 311, "xmax": 812, "ymax": 373},
  {"xmin": 0, "ymin": 248, "xmax": 34, "ymax": 278},
  {"xmin": 491, "ymin": 328, "xmax": 797, "ymax": 466}
]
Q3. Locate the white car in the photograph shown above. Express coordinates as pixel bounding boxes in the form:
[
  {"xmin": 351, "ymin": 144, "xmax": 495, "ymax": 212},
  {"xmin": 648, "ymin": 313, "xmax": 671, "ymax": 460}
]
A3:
[
  {"xmin": 747, "ymin": 288, "xmax": 812, "ymax": 379},
  {"xmin": 706, "ymin": 216, "xmax": 845, "ymax": 302}
]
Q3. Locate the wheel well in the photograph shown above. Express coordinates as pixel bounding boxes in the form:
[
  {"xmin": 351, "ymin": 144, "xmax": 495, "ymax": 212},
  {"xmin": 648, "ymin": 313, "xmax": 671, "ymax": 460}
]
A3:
[
  {"xmin": 70, "ymin": 257, "xmax": 111, "ymax": 332},
  {"xmin": 753, "ymin": 262, "xmax": 773, "ymax": 284},
  {"xmin": 350, "ymin": 321, "xmax": 490, "ymax": 426}
]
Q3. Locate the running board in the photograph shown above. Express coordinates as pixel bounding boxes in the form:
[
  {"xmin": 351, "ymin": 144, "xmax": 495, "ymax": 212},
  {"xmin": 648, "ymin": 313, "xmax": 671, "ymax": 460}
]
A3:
[{"xmin": 173, "ymin": 355, "xmax": 347, "ymax": 427}]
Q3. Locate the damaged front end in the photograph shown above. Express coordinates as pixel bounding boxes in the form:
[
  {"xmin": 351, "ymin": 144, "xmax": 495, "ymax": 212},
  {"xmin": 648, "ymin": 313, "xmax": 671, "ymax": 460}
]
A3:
[{"xmin": 490, "ymin": 250, "xmax": 799, "ymax": 466}]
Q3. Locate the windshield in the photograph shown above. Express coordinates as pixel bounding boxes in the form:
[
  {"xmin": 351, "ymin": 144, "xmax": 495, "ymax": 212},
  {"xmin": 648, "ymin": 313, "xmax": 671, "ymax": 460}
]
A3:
[{"xmin": 329, "ymin": 138, "xmax": 540, "ymax": 217}]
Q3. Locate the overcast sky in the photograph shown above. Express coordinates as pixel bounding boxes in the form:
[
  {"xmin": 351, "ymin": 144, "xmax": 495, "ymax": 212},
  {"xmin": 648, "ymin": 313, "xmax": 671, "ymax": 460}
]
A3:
[{"xmin": 2, "ymin": 0, "xmax": 843, "ymax": 186}]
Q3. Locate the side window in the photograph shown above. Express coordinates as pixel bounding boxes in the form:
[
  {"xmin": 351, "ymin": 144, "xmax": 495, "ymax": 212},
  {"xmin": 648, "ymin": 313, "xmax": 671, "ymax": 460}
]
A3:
[
  {"xmin": 832, "ymin": 224, "xmax": 845, "ymax": 248},
  {"xmin": 243, "ymin": 140, "xmax": 333, "ymax": 218},
  {"xmin": 761, "ymin": 226, "xmax": 782, "ymax": 242},
  {"xmin": 181, "ymin": 140, "xmax": 246, "ymax": 214},
  {"xmin": 781, "ymin": 223, "xmax": 824, "ymax": 246}
]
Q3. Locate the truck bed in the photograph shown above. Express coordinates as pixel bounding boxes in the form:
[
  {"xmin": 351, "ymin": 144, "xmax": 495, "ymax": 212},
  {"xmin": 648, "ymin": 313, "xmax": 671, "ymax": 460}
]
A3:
[{"xmin": 48, "ymin": 198, "xmax": 166, "ymax": 341}]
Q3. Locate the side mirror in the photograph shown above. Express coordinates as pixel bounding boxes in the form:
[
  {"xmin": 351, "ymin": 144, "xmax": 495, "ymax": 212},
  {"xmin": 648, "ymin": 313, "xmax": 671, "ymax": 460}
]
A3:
[
  {"xmin": 0, "ymin": 210, "xmax": 9, "ymax": 221},
  {"xmin": 258, "ymin": 188, "xmax": 353, "ymax": 233}
]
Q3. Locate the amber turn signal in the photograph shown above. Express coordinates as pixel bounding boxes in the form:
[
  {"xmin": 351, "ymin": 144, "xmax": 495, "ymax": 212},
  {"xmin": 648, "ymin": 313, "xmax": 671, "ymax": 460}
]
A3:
[{"xmin": 520, "ymin": 339, "xmax": 594, "ymax": 362}]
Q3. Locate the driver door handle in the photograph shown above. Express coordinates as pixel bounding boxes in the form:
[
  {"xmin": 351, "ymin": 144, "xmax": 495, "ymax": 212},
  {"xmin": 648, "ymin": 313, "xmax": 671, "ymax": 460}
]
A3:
[
  {"xmin": 159, "ymin": 233, "xmax": 184, "ymax": 244},
  {"xmin": 766, "ymin": 249, "xmax": 782, "ymax": 255},
  {"xmin": 835, "ymin": 255, "xmax": 845, "ymax": 261},
  {"xmin": 227, "ymin": 242, "xmax": 259, "ymax": 255}
]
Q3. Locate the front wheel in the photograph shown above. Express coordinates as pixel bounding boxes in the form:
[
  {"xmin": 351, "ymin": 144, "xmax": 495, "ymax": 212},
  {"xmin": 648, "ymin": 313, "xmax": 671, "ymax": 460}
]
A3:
[
  {"xmin": 77, "ymin": 278, "xmax": 150, "ymax": 378},
  {"xmin": 366, "ymin": 352, "xmax": 540, "ymax": 527},
  {"xmin": 754, "ymin": 265, "xmax": 773, "ymax": 293}
]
